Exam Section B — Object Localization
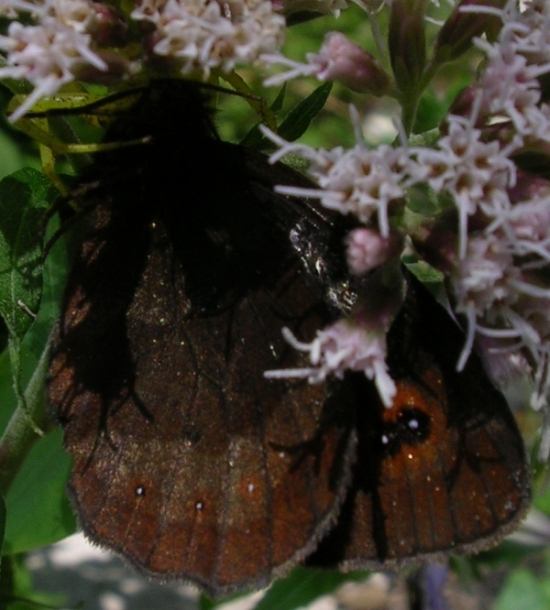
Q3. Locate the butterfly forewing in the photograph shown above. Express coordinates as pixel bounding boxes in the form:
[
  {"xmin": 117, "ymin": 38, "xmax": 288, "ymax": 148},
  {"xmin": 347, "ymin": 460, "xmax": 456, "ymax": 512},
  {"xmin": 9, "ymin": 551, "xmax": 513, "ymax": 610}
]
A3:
[{"xmin": 48, "ymin": 82, "xmax": 356, "ymax": 597}]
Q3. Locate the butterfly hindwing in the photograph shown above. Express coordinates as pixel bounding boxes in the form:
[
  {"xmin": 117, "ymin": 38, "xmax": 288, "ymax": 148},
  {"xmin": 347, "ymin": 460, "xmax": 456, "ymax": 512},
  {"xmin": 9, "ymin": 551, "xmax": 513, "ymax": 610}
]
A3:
[{"xmin": 309, "ymin": 273, "xmax": 530, "ymax": 569}]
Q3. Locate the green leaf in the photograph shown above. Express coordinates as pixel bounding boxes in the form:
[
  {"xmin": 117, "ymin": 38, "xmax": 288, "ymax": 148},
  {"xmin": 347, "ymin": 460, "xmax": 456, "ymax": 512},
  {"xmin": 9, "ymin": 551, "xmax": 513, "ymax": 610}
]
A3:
[
  {"xmin": 253, "ymin": 568, "xmax": 367, "ymax": 610},
  {"xmin": 404, "ymin": 253, "xmax": 445, "ymax": 290},
  {"xmin": 239, "ymin": 123, "xmax": 265, "ymax": 149},
  {"xmin": 0, "ymin": 554, "xmax": 67, "ymax": 610},
  {"xmin": 0, "ymin": 205, "xmax": 73, "ymax": 553},
  {"xmin": 198, "ymin": 594, "xmax": 217, "ymax": 610},
  {"xmin": 494, "ymin": 569, "xmax": 550, "ymax": 610},
  {"xmin": 0, "ymin": 327, "xmax": 74, "ymax": 555},
  {"xmin": 0, "ymin": 168, "xmax": 55, "ymax": 341},
  {"xmin": 278, "ymin": 82, "xmax": 333, "ymax": 143},
  {"xmin": 3, "ymin": 426, "xmax": 75, "ymax": 555},
  {"xmin": 534, "ymin": 484, "xmax": 550, "ymax": 515},
  {"xmin": 0, "ymin": 168, "xmax": 57, "ymax": 429},
  {"xmin": 414, "ymin": 91, "xmax": 448, "ymax": 133},
  {"xmin": 0, "ymin": 493, "xmax": 5, "ymax": 556},
  {"xmin": 469, "ymin": 541, "xmax": 536, "ymax": 570},
  {"xmin": 0, "ymin": 129, "xmax": 27, "ymax": 183},
  {"xmin": 270, "ymin": 84, "xmax": 287, "ymax": 115},
  {"xmin": 240, "ymin": 85, "xmax": 288, "ymax": 149}
]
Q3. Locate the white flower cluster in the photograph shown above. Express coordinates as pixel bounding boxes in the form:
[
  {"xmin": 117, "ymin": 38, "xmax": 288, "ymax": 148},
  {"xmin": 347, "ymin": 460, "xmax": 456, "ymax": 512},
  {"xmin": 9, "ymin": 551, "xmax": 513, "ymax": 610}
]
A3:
[
  {"xmin": 472, "ymin": 0, "xmax": 550, "ymax": 138},
  {"xmin": 0, "ymin": 0, "xmax": 286, "ymax": 119},
  {"xmin": 264, "ymin": 0, "xmax": 550, "ymax": 444},
  {"xmin": 451, "ymin": 179, "xmax": 550, "ymax": 411},
  {"xmin": 442, "ymin": 1, "xmax": 550, "ymax": 421},
  {"xmin": 412, "ymin": 119, "xmax": 518, "ymax": 258},
  {"xmin": 0, "ymin": 0, "xmax": 108, "ymax": 120},
  {"xmin": 132, "ymin": 0, "xmax": 285, "ymax": 79},
  {"xmin": 266, "ymin": 129, "xmax": 409, "ymax": 238}
]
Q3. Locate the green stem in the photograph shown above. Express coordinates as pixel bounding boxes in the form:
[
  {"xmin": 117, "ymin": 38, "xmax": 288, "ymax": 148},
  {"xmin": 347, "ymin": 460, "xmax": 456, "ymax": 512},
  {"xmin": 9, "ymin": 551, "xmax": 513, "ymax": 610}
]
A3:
[
  {"xmin": 367, "ymin": 7, "xmax": 388, "ymax": 61},
  {"xmin": 399, "ymin": 57, "xmax": 444, "ymax": 138},
  {"xmin": 0, "ymin": 345, "xmax": 52, "ymax": 496},
  {"xmin": 401, "ymin": 95, "xmax": 420, "ymax": 138}
]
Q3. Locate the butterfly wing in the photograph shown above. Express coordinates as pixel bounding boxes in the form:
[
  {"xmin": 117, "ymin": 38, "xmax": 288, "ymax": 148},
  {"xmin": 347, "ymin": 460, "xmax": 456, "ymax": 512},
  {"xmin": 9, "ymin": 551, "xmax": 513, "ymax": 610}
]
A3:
[
  {"xmin": 309, "ymin": 272, "xmax": 530, "ymax": 568},
  {"xmin": 48, "ymin": 130, "xmax": 356, "ymax": 596}
]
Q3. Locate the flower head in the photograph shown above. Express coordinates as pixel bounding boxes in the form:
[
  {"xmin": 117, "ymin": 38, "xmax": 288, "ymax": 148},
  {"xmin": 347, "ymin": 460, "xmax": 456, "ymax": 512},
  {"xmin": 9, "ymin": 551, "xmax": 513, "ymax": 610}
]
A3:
[
  {"xmin": 133, "ymin": 0, "xmax": 285, "ymax": 79},
  {"xmin": 0, "ymin": 15, "xmax": 107, "ymax": 120},
  {"xmin": 0, "ymin": 0, "xmax": 286, "ymax": 118}
]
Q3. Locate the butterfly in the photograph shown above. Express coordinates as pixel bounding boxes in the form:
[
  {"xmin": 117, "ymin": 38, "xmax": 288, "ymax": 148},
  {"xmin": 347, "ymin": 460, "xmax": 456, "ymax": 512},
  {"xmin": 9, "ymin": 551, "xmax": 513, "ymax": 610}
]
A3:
[{"xmin": 47, "ymin": 79, "xmax": 530, "ymax": 598}]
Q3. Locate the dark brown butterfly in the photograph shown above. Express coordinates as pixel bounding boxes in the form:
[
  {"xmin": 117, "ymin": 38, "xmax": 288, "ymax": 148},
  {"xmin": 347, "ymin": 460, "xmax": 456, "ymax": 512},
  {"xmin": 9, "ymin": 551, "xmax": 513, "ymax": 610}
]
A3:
[{"xmin": 47, "ymin": 79, "xmax": 530, "ymax": 598}]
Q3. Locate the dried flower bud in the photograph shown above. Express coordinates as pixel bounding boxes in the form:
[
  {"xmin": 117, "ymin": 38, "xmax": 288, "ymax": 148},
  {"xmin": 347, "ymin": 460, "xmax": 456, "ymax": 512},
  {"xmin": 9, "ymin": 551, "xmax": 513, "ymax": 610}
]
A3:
[
  {"xmin": 274, "ymin": 0, "xmax": 349, "ymax": 17},
  {"xmin": 446, "ymin": 86, "xmax": 486, "ymax": 126},
  {"xmin": 411, "ymin": 211, "xmax": 460, "ymax": 275},
  {"xmin": 89, "ymin": 3, "xmax": 128, "ymax": 47},
  {"xmin": 476, "ymin": 335, "xmax": 532, "ymax": 410},
  {"xmin": 73, "ymin": 51, "xmax": 130, "ymax": 85},
  {"xmin": 508, "ymin": 170, "xmax": 550, "ymax": 204},
  {"xmin": 433, "ymin": 0, "xmax": 506, "ymax": 66}
]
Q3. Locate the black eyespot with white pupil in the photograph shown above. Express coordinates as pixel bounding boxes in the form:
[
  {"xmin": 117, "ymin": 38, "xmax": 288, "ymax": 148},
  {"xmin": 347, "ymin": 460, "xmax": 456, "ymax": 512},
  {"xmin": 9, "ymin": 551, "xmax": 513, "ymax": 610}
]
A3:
[{"xmin": 379, "ymin": 407, "xmax": 430, "ymax": 456}]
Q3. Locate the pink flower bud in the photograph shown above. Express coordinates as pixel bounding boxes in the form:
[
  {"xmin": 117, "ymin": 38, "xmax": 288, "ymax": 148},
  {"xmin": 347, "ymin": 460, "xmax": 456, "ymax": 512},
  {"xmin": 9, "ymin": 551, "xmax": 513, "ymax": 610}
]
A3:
[
  {"xmin": 308, "ymin": 32, "xmax": 391, "ymax": 95},
  {"xmin": 346, "ymin": 227, "xmax": 401, "ymax": 276}
]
